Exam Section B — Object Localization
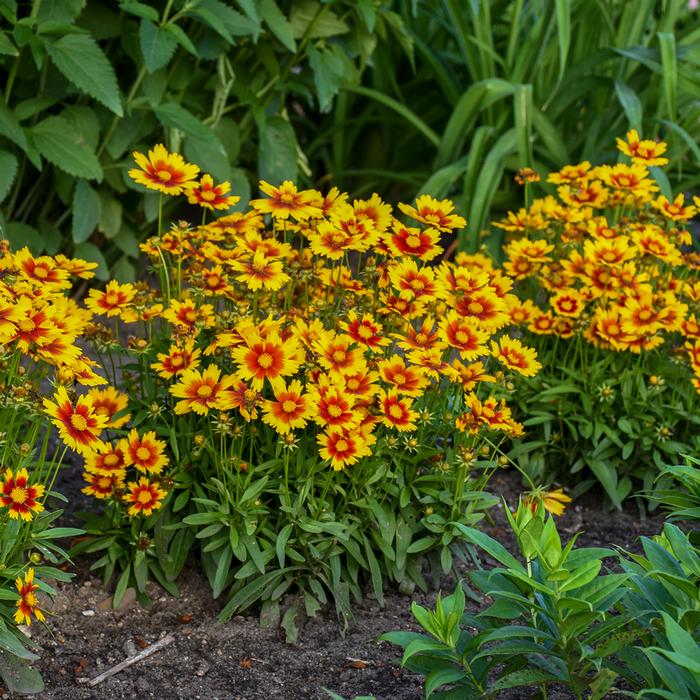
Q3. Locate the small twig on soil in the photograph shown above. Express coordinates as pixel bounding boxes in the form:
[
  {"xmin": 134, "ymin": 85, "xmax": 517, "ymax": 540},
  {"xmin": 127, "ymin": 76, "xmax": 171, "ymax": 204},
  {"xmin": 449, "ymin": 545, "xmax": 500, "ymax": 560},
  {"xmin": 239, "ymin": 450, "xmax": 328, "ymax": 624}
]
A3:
[{"xmin": 78, "ymin": 633, "xmax": 175, "ymax": 686}]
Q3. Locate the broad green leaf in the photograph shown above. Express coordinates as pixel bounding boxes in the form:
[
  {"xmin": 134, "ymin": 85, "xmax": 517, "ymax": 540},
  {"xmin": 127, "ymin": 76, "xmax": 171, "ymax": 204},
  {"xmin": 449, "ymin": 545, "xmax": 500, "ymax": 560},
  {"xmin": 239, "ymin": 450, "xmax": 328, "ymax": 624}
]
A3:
[
  {"xmin": 98, "ymin": 192, "xmax": 123, "ymax": 238},
  {"xmin": 0, "ymin": 648, "xmax": 44, "ymax": 694},
  {"xmin": 139, "ymin": 18, "xmax": 177, "ymax": 72},
  {"xmin": 72, "ymin": 179, "xmax": 101, "ymax": 243},
  {"xmin": 6, "ymin": 222, "xmax": 44, "ymax": 254},
  {"xmin": 193, "ymin": 0, "xmax": 259, "ymax": 38},
  {"xmin": 0, "ymin": 150, "xmax": 18, "ymax": 202},
  {"xmin": 260, "ymin": 0, "xmax": 295, "ymax": 51},
  {"xmin": 120, "ymin": 1, "xmax": 159, "ymax": 21},
  {"xmin": 0, "ymin": 31, "xmax": 18, "ymax": 56},
  {"xmin": 32, "ymin": 116, "xmax": 103, "ymax": 181},
  {"xmin": 37, "ymin": 0, "xmax": 85, "ymax": 22},
  {"xmin": 308, "ymin": 44, "xmax": 352, "ymax": 112},
  {"xmin": 0, "ymin": 103, "xmax": 28, "ymax": 152},
  {"xmin": 46, "ymin": 34, "xmax": 122, "ymax": 115},
  {"xmin": 165, "ymin": 23, "xmax": 198, "ymax": 56},
  {"xmin": 258, "ymin": 116, "xmax": 298, "ymax": 184},
  {"xmin": 289, "ymin": 0, "xmax": 349, "ymax": 39}
]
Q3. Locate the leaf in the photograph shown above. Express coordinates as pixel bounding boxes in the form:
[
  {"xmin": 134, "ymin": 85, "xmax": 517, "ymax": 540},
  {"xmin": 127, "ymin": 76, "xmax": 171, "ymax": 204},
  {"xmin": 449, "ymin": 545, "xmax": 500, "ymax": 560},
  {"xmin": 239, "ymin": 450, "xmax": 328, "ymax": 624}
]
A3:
[
  {"xmin": 46, "ymin": 34, "xmax": 122, "ymax": 116},
  {"xmin": 658, "ymin": 32, "xmax": 677, "ymax": 119},
  {"xmin": 615, "ymin": 79, "xmax": 642, "ymax": 131},
  {"xmin": 0, "ymin": 150, "xmax": 18, "ymax": 202},
  {"xmin": 258, "ymin": 116, "xmax": 298, "ymax": 184},
  {"xmin": 260, "ymin": 0, "xmax": 296, "ymax": 51},
  {"xmin": 491, "ymin": 668, "xmax": 559, "ymax": 690},
  {"xmin": 74, "ymin": 242, "xmax": 108, "ymax": 280},
  {"xmin": 289, "ymin": 0, "xmax": 349, "ymax": 39},
  {"xmin": 453, "ymin": 524, "xmax": 524, "ymax": 571},
  {"xmin": 139, "ymin": 18, "xmax": 177, "ymax": 72},
  {"xmin": 31, "ymin": 116, "xmax": 103, "ymax": 181},
  {"xmin": 6, "ymin": 223, "xmax": 44, "ymax": 254},
  {"xmin": 0, "ymin": 103, "xmax": 28, "ymax": 152},
  {"xmin": 0, "ymin": 648, "xmax": 44, "ymax": 694},
  {"xmin": 120, "ymin": 1, "xmax": 159, "ymax": 21},
  {"xmin": 72, "ymin": 180, "xmax": 101, "ymax": 243},
  {"xmin": 0, "ymin": 31, "xmax": 18, "ymax": 56},
  {"xmin": 308, "ymin": 44, "xmax": 351, "ymax": 112}
]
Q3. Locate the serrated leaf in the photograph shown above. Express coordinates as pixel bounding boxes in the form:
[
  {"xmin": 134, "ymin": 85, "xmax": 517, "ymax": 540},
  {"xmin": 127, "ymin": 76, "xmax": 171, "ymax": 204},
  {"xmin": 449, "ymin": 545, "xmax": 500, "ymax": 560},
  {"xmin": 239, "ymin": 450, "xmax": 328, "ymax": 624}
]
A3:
[
  {"xmin": 261, "ymin": 0, "xmax": 295, "ymax": 51},
  {"xmin": 0, "ymin": 31, "xmax": 18, "ymax": 56},
  {"xmin": 72, "ymin": 180, "xmax": 101, "ymax": 243},
  {"xmin": 46, "ymin": 34, "xmax": 122, "ymax": 116},
  {"xmin": 289, "ymin": 0, "xmax": 349, "ymax": 39},
  {"xmin": 139, "ymin": 18, "xmax": 177, "ymax": 72},
  {"xmin": 0, "ymin": 150, "xmax": 18, "ymax": 202},
  {"xmin": 165, "ymin": 23, "xmax": 198, "ymax": 56},
  {"xmin": 32, "ymin": 116, "xmax": 103, "ymax": 180},
  {"xmin": 258, "ymin": 116, "xmax": 298, "ymax": 183},
  {"xmin": 0, "ymin": 103, "xmax": 28, "ymax": 152},
  {"xmin": 120, "ymin": 1, "xmax": 159, "ymax": 21}
]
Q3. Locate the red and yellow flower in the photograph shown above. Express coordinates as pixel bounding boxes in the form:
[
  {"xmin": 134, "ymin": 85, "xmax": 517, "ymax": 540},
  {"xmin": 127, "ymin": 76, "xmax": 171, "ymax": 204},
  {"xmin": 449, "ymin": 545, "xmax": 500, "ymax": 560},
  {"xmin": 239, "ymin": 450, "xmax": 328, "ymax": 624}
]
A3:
[
  {"xmin": 14, "ymin": 569, "xmax": 45, "ymax": 625},
  {"xmin": 1, "ymin": 469, "xmax": 45, "ymax": 521},
  {"xmin": 43, "ymin": 387, "xmax": 107, "ymax": 455},
  {"xmin": 129, "ymin": 144, "xmax": 200, "ymax": 195},
  {"xmin": 124, "ymin": 478, "xmax": 167, "ymax": 517}
]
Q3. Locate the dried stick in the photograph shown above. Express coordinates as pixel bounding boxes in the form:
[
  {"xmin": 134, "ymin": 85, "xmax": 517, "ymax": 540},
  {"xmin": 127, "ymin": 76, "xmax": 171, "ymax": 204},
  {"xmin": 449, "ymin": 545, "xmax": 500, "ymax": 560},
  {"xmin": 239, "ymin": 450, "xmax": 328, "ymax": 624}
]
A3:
[{"xmin": 78, "ymin": 633, "xmax": 175, "ymax": 686}]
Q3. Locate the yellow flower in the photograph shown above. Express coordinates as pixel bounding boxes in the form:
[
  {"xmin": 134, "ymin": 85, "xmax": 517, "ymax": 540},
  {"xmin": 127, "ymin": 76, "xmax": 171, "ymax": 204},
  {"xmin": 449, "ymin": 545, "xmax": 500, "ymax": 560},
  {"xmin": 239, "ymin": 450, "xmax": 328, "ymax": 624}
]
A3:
[
  {"xmin": 524, "ymin": 487, "xmax": 572, "ymax": 516},
  {"xmin": 128, "ymin": 144, "xmax": 200, "ymax": 195}
]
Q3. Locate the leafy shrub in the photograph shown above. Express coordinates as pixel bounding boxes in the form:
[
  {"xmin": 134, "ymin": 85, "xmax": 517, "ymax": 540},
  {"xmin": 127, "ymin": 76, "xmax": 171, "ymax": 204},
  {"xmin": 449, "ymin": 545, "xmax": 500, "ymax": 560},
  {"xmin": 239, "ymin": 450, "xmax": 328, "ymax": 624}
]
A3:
[
  {"xmin": 496, "ymin": 132, "xmax": 700, "ymax": 506},
  {"xmin": 0, "ymin": 0, "xmax": 409, "ymax": 278},
  {"xmin": 327, "ymin": 0, "xmax": 700, "ymax": 250}
]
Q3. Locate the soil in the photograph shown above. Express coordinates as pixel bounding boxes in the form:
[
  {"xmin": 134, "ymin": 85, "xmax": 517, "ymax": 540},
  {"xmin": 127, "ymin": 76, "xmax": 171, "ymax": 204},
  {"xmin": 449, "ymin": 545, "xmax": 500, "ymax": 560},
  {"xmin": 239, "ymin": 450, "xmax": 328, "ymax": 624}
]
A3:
[{"xmin": 4, "ymin": 470, "xmax": 666, "ymax": 700}]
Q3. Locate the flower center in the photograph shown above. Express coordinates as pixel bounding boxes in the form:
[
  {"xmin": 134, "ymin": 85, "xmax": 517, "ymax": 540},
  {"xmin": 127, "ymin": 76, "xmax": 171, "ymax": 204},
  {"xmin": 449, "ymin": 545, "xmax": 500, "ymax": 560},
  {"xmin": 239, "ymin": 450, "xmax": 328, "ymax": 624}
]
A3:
[
  {"xmin": 638, "ymin": 309, "xmax": 652, "ymax": 321},
  {"xmin": 106, "ymin": 291, "xmax": 120, "ymax": 305},
  {"xmin": 157, "ymin": 170, "xmax": 172, "ymax": 182},
  {"xmin": 19, "ymin": 319, "xmax": 35, "ymax": 332},
  {"xmin": 405, "ymin": 235, "xmax": 422, "ymax": 249},
  {"xmin": 410, "ymin": 278, "xmax": 425, "ymax": 291},
  {"xmin": 70, "ymin": 414, "xmax": 88, "ymax": 431},
  {"xmin": 244, "ymin": 389, "xmax": 258, "ymax": 402},
  {"xmin": 455, "ymin": 331, "xmax": 470, "ymax": 345},
  {"xmin": 282, "ymin": 400, "xmax": 297, "ymax": 413},
  {"xmin": 327, "ymin": 404, "xmax": 343, "ymax": 418},
  {"xmin": 335, "ymin": 439, "xmax": 349, "ymax": 452},
  {"xmin": 392, "ymin": 373, "xmax": 406, "ymax": 386},
  {"xmin": 280, "ymin": 192, "xmax": 295, "ymax": 204},
  {"xmin": 104, "ymin": 453, "xmax": 120, "ymax": 467},
  {"xmin": 136, "ymin": 447, "xmax": 152, "ymax": 461},
  {"xmin": 185, "ymin": 310, "xmax": 197, "ymax": 323},
  {"xmin": 332, "ymin": 350, "xmax": 347, "ymax": 363},
  {"xmin": 357, "ymin": 325, "xmax": 374, "ymax": 340},
  {"xmin": 415, "ymin": 332, "xmax": 427, "ymax": 344},
  {"xmin": 10, "ymin": 486, "xmax": 28, "ymax": 504},
  {"xmin": 346, "ymin": 378, "xmax": 359, "ymax": 391},
  {"xmin": 607, "ymin": 323, "xmax": 620, "ymax": 335},
  {"xmin": 468, "ymin": 301, "xmax": 484, "ymax": 314},
  {"xmin": 171, "ymin": 355, "xmax": 183, "ymax": 367},
  {"xmin": 200, "ymin": 189, "xmax": 216, "ymax": 202},
  {"xmin": 138, "ymin": 490, "xmax": 153, "ymax": 504},
  {"xmin": 197, "ymin": 385, "xmax": 213, "ymax": 398},
  {"xmin": 258, "ymin": 352, "xmax": 274, "ymax": 369},
  {"xmin": 388, "ymin": 405, "xmax": 404, "ymax": 419},
  {"xmin": 34, "ymin": 265, "xmax": 49, "ymax": 279}
]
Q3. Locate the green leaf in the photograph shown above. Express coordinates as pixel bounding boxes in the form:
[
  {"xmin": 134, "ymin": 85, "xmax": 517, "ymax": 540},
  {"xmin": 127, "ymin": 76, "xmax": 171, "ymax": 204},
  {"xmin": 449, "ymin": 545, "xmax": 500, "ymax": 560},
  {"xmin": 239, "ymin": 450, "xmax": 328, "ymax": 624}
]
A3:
[
  {"xmin": 258, "ymin": 116, "xmax": 298, "ymax": 184},
  {"xmin": 46, "ymin": 34, "xmax": 122, "ymax": 116},
  {"xmin": 37, "ymin": 0, "xmax": 85, "ymax": 23},
  {"xmin": 308, "ymin": 44, "xmax": 351, "ymax": 112},
  {"xmin": 513, "ymin": 83, "xmax": 533, "ymax": 167},
  {"xmin": 289, "ymin": 0, "xmax": 349, "ymax": 40},
  {"xmin": 615, "ymin": 79, "xmax": 642, "ymax": 132},
  {"xmin": 261, "ymin": 0, "xmax": 296, "ymax": 51},
  {"xmin": 72, "ymin": 179, "xmax": 101, "ymax": 243},
  {"xmin": 491, "ymin": 668, "xmax": 559, "ymax": 690},
  {"xmin": 120, "ymin": 1, "xmax": 159, "ymax": 22},
  {"xmin": 0, "ymin": 648, "xmax": 44, "ymax": 694},
  {"xmin": 453, "ymin": 524, "xmax": 524, "ymax": 571},
  {"xmin": 32, "ymin": 116, "xmax": 103, "ymax": 181},
  {"xmin": 165, "ymin": 22, "xmax": 198, "ymax": 56},
  {"xmin": 658, "ymin": 32, "xmax": 677, "ymax": 119},
  {"xmin": 0, "ymin": 103, "xmax": 28, "ymax": 153},
  {"xmin": 0, "ymin": 31, "xmax": 18, "ymax": 56},
  {"xmin": 6, "ymin": 223, "xmax": 44, "ymax": 254},
  {"xmin": 74, "ymin": 241, "xmax": 108, "ymax": 280},
  {"xmin": 0, "ymin": 150, "xmax": 18, "ymax": 202},
  {"xmin": 139, "ymin": 18, "xmax": 177, "ymax": 72}
]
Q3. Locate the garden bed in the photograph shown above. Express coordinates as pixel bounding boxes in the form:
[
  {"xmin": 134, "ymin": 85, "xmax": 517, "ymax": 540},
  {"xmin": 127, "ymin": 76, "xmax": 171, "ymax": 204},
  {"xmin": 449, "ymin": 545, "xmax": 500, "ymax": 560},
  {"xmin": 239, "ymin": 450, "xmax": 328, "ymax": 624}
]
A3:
[{"xmin": 20, "ymin": 471, "xmax": 663, "ymax": 700}]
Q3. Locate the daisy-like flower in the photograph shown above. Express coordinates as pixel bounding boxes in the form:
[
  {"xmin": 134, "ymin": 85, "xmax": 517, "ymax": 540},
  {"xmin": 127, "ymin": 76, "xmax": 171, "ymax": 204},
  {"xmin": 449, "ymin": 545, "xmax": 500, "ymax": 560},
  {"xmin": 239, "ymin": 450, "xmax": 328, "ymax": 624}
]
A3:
[
  {"xmin": 523, "ymin": 487, "xmax": 572, "ymax": 516},
  {"xmin": 653, "ymin": 194, "xmax": 697, "ymax": 221},
  {"xmin": 151, "ymin": 339, "xmax": 202, "ymax": 379},
  {"xmin": 87, "ymin": 386, "xmax": 131, "ymax": 429},
  {"xmin": 353, "ymin": 193, "xmax": 393, "ymax": 233},
  {"xmin": 317, "ymin": 427, "xmax": 373, "ymax": 470},
  {"xmin": 616, "ymin": 129, "xmax": 669, "ymax": 167},
  {"xmin": 128, "ymin": 144, "xmax": 200, "ymax": 195},
  {"xmin": 262, "ymin": 380, "xmax": 311, "ymax": 434},
  {"xmin": 340, "ymin": 311, "xmax": 389, "ymax": 350},
  {"xmin": 389, "ymin": 259, "xmax": 438, "ymax": 302},
  {"xmin": 162, "ymin": 298, "xmax": 216, "ymax": 330},
  {"xmin": 124, "ymin": 477, "xmax": 167, "ymax": 517},
  {"xmin": 122, "ymin": 428, "xmax": 168, "ymax": 474},
  {"xmin": 43, "ymin": 386, "xmax": 107, "ymax": 455},
  {"xmin": 14, "ymin": 569, "xmax": 45, "ymax": 626},
  {"xmin": 232, "ymin": 331, "xmax": 302, "ymax": 392},
  {"xmin": 188, "ymin": 174, "xmax": 239, "ymax": 210},
  {"xmin": 490, "ymin": 337, "xmax": 541, "ymax": 377},
  {"xmin": 313, "ymin": 331, "xmax": 364, "ymax": 376},
  {"xmin": 228, "ymin": 379, "xmax": 263, "ymax": 421},
  {"xmin": 398, "ymin": 195, "xmax": 466, "ymax": 231},
  {"xmin": 230, "ymin": 249, "xmax": 290, "ymax": 291},
  {"xmin": 169, "ymin": 365, "xmax": 236, "ymax": 415},
  {"xmin": 550, "ymin": 289, "xmax": 587, "ymax": 318},
  {"xmin": 438, "ymin": 312, "xmax": 490, "ymax": 359},
  {"xmin": 14, "ymin": 247, "xmax": 71, "ymax": 290},
  {"xmin": 384, "ymin": 223, "xmax": 443, "ymax": 261},
  {"xmin": 84, "ymin": 442, "xmax": 128, "ymax": 476},
  {"xmin": 250, "ymin": 180, "xmax": 322, "ymax": 220},
  {"xmin": 447, "ymin": 359, "xmax": 495, "ymax": 391},
  {"xmin": 82, "ymin": 471, "xmax": 125, "ymax": 499},
  {"xmin": 54, "ymin": 254, "xmax": 98, "ymax": 279},
  {"xmin": 1, "ymin": 468, "xmax": 45, "ymax": 521},
  {"xmin": 308, "ymin": 380, "xmax": 360, "ymax": 429},
  {"xmin": 0, "ymin": 295, "xmax": 32, "ymax": 342},
  {"xmin": 377, "ymin": 355, "xmax": 429, "ymax": 396},
  {"xmin": 85, "ymin": 280, "xmax": 137, "ymax": 317},
  {"xmin": 378, "ymin": 390, "xmax": 418, "ymax": 432}
]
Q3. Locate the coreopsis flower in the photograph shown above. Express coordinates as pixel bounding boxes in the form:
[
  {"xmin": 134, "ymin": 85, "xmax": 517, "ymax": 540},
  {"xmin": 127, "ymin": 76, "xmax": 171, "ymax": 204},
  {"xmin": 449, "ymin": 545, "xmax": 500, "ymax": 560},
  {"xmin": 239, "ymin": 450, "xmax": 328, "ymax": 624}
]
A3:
[
  {"xmin": 398, "ymin": 195, "xmax": 466, "ymax": 231},
  {"xmin": 54, "ymin": 254, "xmax": 98, "ymax": 279},
  {"xmin": 457, "ymin": 394, "xmax": 521, "ymax": 435},
  {"xmin": 343, "ymin": 367, "xmax": 380, "ymax": 400},
  {"xmin": 187, "ymin": 174, "xmax": 239, "ymax": 210},
  {"xmin": 453, "ymin": 289, "xmax": 509, "ymax": 330},
  {"xmin": 169, "ymin": 365, "xmax": 236, "ymax": 415},
  {"xmin": 524, "ymin": 487, "xmax": 572, "ymax": 516},
  {"xmin": 313, "ymin": 331, "xmax": 364, "ymax": 376},
  {"xmin": 596, "ymin": 163, "xmax": 657, "ymax": 194},
  {"xmin": 546, "ymin": 161, "xmax": 592, "ymax": 185},
  {"xmin": 307, "ymin": 378, "xmax": 360, "ymax": 429},
  {"xmin": 7, "ymin": 303, "xmax": 60, "ymax": 351},
  {"xmin": 1, "ymin": 469, "xmax": 45, "ymax": 521},
  {"xmin": 228, "ymin": 379, "xmax": 263, "ymax": 421},
  {"xmin": 389, "ymin": 259, "xmax": 438, "ymax": 302},
  {"xmin": 558, "ymin": 181, "xmax": 609, "ymax": 208},
  {"xmin": 447, "ymin": 359, "xmax": 495, "ymax": 391},
  {"xmin": 124, "ymin": 477, "xmax": 167, "ymax": 517},
  {"xmin": 438, "ymin": 312, "xmax": 490, "ymax": 359},
  {"xmin": 43, "ymin": 386, "xmax": 107, "ymax": 455},
  {"xmin": 87, "ymin": 386, "xmax": 131, "ymax": 429},
  {"xmin": 232, "ymin": 331, "xmax": 302, "ymax": 392},
  {"xmin": 14, "ymin": 569, "xmax": 45, "ymax": 625},
  {"xmin": 515, "ymin": 168, "xmax": 540, "ymax": 185},
  {"xmin": 353, "ymin": 193, "xmax": 393, "ymax": 233},
  {"xmin": 82, "ymin": 471, "xmax": 125, "ymax": 499},
  {"xmin": 162, "ymin": 298, "xmax": 216, "ymax": 330},
  {"xmin": 653, "ymin": 194, "xmax": 697, "ymax": 221},
  {"xmin": 317, "ymin": 427, "xmax": 373, "ymax": 470},
  {"xmin": 340, "ymin": 311, "xmax": 389, "ymax": 350},
  {"xmin": 490, "ymin": 337, "xmax": 541, "ymax": 377},
  {"xmin": 384, "ymin": 222, "xmax": 443, "ymax": 261},
  {"xmin": 377, "ymin": 355, "xmax": 429, "ymax": 396},
  {"xmin": 250, "ymin": 180, "xmax": 321, "ymax": 220},
  {"xmin": 504, "ymin": 238, "xmax": 554, "ymax": 263},
  {"xmin": 262, "ymin": 380, "xmax": 311, "ymax": 434},
  {"xmin": 14, "ymin": 247, "xmax": 71, "ymax": 290},
  {"xmin": 230, "ymin": 249, "xmax": 290, "ymax": 291},
  {"xmin": 616, "ymin": 129, "xmax": 668, "ymax": 167},
  {"xmin": 0, "ymin": 295, "xmax": 32, "ymax": 341},
  {"xmin": 85, "ymin": 280, "xmax": 137, "ymax": 317},
  {"xmin": 151, "ymin": 339, "xmax": 202, "ymax": 379},
  {"xmin": 550, "ymin": 289, "xmax": 587, "ymax": 318},
  {"xmin": 122, "ymin": 428, "xmax": 168, "ymax": 474},
  {"xmin": 378, "ymin": 390, "xmax": 418, "ymax": 432},
  {"xmin": 394, "ymin": 316, "xmax": 441, "ymax": 352},
  {"xmin": 128, "ymin": 144, "xmax": 200, "ymax": 195},
  {"xmin": 84, "ymin": 442, "xmax": 128, "ymax": 476}
]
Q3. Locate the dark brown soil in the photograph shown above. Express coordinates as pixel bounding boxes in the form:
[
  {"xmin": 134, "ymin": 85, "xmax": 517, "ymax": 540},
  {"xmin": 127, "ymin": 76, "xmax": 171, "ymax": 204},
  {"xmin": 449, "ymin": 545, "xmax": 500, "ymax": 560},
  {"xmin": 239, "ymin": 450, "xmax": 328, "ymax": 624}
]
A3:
[{"xmin": 7, "ymin": 470, "xmax": 665, "ymax": 700}]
